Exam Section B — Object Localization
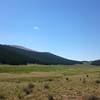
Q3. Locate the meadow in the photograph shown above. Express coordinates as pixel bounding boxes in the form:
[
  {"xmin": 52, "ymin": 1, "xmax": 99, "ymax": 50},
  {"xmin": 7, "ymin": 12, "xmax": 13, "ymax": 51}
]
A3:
[{"xmin": 0, "ymin": 64, "xmax": 100, "ymax": 100}]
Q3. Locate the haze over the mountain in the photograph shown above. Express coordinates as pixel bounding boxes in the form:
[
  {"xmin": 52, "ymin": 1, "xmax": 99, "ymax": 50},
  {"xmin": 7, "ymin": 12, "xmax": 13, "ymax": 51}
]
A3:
[
  {"xmin": 0, "ymin": 44, "xmax": 82, "ymax": 65},
  {"xmin": 9, "ymin": 45, "xmax": 35, "ymax": 52}
]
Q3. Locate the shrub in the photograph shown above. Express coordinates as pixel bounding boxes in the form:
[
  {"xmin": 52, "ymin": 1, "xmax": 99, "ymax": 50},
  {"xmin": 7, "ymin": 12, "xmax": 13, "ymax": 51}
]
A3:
[
  {"xmin": 80, "ymin": 78, "xmax": 82, "ymax": 81},
  {"xmin": 47, "ymin": 79, "xmax": 53, "ymax": 82},
  {"xmin": 0, "ymin": 95, "xmax": 5, "ymax": 100},
  {"xmin": 66, "ymin": 77, "xmax": 69, "ymax": 80},
  {"xmin": 23, "ymin": 83, "xmax": 35, "ymax": 95},
  {"xmin": 0, "ymin": 96, "xmax": 5, "ymax": 100},
  {"xmin": 44, "ymin": 84, "xmax": 49, "ymax": 89},
  {"xmin": 95, "ymin": 80, "xmax": 100, "ymax": 84},
  {"xmin": 18, "ymin": 94, "xmax": 24, "ymax": 100},
  {"xmin": 28, "ymin": 83, "xmax": 35, "ymax": 89},
  {"xmin": 86, "ymin": 75, "xmax": 89, "ymax": 77},
  {"xmin": 84, "ymin": 95, "xmax": 99, "ymax": 100},
  {"xmin": 48, "ymin": 95, "xmax": 54, "ymax": 100}
]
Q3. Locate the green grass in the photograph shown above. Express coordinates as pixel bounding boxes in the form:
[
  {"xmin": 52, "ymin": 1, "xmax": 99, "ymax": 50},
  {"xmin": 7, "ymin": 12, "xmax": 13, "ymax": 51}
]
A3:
[{"xmin": 0, "ymin": 64, "xmax": 100, "ymax": 74}]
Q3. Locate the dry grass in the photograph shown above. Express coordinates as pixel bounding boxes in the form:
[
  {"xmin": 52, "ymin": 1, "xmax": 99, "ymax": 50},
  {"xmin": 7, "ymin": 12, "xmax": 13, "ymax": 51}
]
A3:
[{"xmin": 0, "ymin": 64, "xmax": 100, "ymax": 100}]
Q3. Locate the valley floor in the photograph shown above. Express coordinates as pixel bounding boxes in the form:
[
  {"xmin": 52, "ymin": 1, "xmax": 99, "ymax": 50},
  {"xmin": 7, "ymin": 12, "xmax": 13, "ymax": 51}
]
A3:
[{"xmin": 0, "ymin": 64, "xmax": 100, "ymax": 100}]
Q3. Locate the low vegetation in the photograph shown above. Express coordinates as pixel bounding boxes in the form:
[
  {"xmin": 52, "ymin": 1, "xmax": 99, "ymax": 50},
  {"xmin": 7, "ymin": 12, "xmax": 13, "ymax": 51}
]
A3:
[{"xmin": 0, "ymin": 64, "xmax": 100, "ymax": 100}]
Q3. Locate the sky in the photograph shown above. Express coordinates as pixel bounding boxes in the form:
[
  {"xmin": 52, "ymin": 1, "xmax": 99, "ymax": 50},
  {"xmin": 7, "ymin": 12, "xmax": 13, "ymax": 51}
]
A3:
[{"xmin": 0, "ymin": 0, "xmax": 100, "ymax": 61}]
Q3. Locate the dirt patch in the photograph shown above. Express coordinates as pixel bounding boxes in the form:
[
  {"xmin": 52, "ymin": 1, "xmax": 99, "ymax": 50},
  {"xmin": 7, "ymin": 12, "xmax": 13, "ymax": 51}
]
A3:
[{"xmin": 0, "ymin": 72, "xmax": 62, "ymax": 80}]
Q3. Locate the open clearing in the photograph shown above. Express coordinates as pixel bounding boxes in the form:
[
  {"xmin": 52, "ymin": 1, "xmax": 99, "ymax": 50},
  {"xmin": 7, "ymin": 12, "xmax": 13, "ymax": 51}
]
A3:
[{"xmin": 0, "ymin": 64, "xmax": 100, "ymax": 100}]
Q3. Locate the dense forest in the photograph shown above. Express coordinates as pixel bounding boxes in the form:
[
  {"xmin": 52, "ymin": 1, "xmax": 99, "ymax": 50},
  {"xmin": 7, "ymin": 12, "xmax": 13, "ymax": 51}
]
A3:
[
  {"xmin": 91, "ymin": 60, "xmax": 100, "ymax": 65},
  {"xmin": 0, "ymin": 44, "xmax": 82, "ymax": 65}
]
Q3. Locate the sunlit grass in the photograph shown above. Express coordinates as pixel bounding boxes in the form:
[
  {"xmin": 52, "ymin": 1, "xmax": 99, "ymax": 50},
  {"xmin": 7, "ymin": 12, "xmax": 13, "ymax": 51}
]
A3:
[{"xmin": 0, "ymin": 64, "xmax": 100, "ymax": 100}]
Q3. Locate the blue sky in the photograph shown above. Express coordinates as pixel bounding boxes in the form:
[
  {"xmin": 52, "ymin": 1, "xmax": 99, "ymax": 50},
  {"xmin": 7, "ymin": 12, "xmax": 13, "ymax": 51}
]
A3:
[{"xmin": 0, "ymin": 0, "xmax": 100, "ymax": 61}]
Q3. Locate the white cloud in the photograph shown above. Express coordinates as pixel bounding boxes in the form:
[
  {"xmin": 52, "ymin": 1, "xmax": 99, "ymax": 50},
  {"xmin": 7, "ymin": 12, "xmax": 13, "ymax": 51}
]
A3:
[{"xmin": 33, "ymin": 26, "xmax": 40, "ymax": 30}]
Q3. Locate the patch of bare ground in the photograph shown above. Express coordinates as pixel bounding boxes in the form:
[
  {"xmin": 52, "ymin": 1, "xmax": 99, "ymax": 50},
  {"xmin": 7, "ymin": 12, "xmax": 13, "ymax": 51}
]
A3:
[{"xmin": 0, "ymin": 72, "xmax": 62, "ymax": 80}]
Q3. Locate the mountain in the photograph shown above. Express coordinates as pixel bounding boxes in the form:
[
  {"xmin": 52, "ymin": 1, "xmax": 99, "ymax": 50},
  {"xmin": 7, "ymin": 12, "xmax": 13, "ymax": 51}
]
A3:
[
  {"xmin": 0, "ymin": 44, "xmax": 82, "ymax": 65},
  {"xmin": 91, "ymin": 60, "xmax": 100, "ymax": 65}
]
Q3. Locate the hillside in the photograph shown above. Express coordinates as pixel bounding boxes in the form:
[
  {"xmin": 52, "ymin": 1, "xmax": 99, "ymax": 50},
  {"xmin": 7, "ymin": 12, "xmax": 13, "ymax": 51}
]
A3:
[
  {"xmin": 91, "ymin": 60, "xmax": 100, "ymax": 65},
  {"xmin": 0, "ymin": 44, "xmax": 82, "ymax": 65}
]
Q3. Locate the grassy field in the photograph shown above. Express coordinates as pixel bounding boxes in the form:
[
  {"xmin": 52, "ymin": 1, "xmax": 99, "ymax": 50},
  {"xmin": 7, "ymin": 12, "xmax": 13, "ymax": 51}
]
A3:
[{"xmin": 0, "ymin": 64, "xmax": 100, "ymax": 100}]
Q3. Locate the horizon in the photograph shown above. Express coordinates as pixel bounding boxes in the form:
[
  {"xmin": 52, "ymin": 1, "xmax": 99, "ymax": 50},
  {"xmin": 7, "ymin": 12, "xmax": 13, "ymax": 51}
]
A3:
[{"xmin": 0, "ymin": 0, "xmax": 100, "ymax": 61}]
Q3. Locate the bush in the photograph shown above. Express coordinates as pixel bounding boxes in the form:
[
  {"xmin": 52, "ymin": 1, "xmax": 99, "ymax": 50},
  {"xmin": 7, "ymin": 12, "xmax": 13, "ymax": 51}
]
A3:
[
  {"xmin": 80, "ymin": 78, "xmax": 82, "ymax": 81},
  {"xmin": 0, "ymin": 95, "xmax": 5, "ymax": 100},
  {"xmin": 28, "ymin": 83, "xmax": 35, "ymax": 89},
  {"xmin": 86, "ymin": 75, "xmax": 89, "ymax": 77},
  {"xmin": 48, "ymin": 95, "xmax": 54, "ymax": 100},
  {"xmin": 0, "ymin": 93, "xmax": 6, "ymax": 100},
  {"xmin": 84, "ymin": 95, "xmax": 99, "ymax": 100},
  {"xmin": 23, "ymin": 83, "xmax": 35, "ymax": 95},
  {"xmin": 44, "ymin": 84, "xmax": 49, "ymax": 89},
  {"xmin": 48, "ymin": 79, "xmax": 53, "ymax": 82},
  {"xmin": 66, "ymin": 77, "xmax": 69, "ymax": 80},
  {"xmin": 95, "ymin": 80, "xmax": 100, "ymax": 84}
]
